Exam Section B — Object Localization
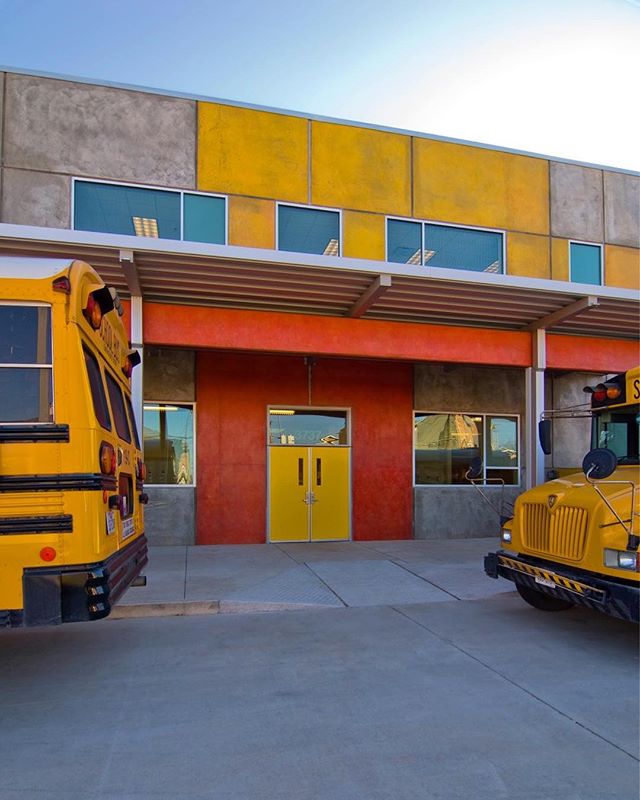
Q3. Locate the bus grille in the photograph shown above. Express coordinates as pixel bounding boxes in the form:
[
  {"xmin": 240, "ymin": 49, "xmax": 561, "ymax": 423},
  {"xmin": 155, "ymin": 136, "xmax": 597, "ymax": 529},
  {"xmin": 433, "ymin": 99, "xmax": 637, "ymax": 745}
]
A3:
[{"xmin": 521, "ymin": 503, "xmax": 588, "ymax": 561}]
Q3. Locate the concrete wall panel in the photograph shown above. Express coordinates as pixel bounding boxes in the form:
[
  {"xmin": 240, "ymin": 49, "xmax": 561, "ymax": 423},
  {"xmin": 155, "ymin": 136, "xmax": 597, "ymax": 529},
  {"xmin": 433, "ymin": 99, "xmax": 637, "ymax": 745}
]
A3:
[
  {"xmin": 414, "ymin": 364, "xmax": 525, "ymax": 413},
  {"xmin": 0, "ymin": 72, "xmax": 4, "ymax": 204},
  {"xmin": 1, "ymin": 168, "xmax": 70, "ymax": 228},
  {"xmin": 342, "ymin": 210, "xmax": 385, "ymax": 260},
  {"xmin": 550, "ymin": 162, "xmax": 603, "ymax": 242},
  {"xmin": 414, "ymin": 486, "xmax": 521, "ymax": 539},
  {"xmin": 311, "ymin": 122, "xmax": 411, "ymax": 215},
  {"xmin": 144, "ymin": 348, "xmax": 195, "ymax": 402},
  {"xmin": 413, "ymin": 140, "xmax": 549, "ymax": 234},
  {"xmin": 228, "ymin": 196, "xmax": 275, "ymax": 249},
  {"xmin": 3, "ymin": 74, "xmax": 196, "ymax": 187},
  {"xmin": 198, "ymin": 103, "xmax": 308, "ymax": 203},
  {"xmin": 144, "ymin": 487, "xmax": 195, "ymax": 545},
  {"xmin": 604, "ymin": 171, "xmax": 640, "ymax": 248}
]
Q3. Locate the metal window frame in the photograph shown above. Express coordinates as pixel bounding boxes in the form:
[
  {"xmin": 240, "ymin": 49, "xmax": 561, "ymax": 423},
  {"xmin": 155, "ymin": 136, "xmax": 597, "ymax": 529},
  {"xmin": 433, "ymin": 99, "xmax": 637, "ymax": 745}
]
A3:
[
  {"xmin": 142, "ymin": 400, "xmax": 197, "ymax": 487},
  {"xmin": 0, "ymin": 301, "xmax": 55, "ymax": 425},
  {"xmin": 386, "ymin": 215, "xmax": 507, "ymax": 273},
  {"xmin": 568, "ymin": 239, "xmax": 604, "ymax": 286},
  {"xmin": 412, "ymin": 410, "xmax": 521, "ymax": 488},
  {"xmin": 71, "ymin": 177, "xmax": 228, "ymax": 245},
  {"xmin": 275, "ymin": 201, "xmax": 343, "ymax": 257}
]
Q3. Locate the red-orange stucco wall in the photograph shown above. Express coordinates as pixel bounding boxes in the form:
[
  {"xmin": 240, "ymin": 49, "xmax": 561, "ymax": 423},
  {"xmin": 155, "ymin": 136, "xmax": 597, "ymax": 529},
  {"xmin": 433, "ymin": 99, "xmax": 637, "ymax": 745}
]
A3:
[{"xmin": 196, "ymin": 352, "xmax": 414, "ymax": 544}]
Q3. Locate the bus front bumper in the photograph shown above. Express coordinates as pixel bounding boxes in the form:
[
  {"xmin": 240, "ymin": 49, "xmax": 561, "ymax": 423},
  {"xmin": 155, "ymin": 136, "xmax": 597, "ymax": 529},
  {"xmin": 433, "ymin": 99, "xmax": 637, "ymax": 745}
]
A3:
[
  {"xmin": 1, "ymin": 534, "xmax": 148, "ymax": 628},
  {"xmin": 485, "ymin": 550, "xmax": 639, "ymax": 623}
]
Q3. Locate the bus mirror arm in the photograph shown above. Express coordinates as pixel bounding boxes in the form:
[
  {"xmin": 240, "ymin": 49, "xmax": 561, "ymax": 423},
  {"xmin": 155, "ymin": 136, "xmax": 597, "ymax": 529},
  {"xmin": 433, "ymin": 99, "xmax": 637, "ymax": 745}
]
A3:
[{"xmin": 584, "ymin": 458, "xmax": 639, "ymax": 551}]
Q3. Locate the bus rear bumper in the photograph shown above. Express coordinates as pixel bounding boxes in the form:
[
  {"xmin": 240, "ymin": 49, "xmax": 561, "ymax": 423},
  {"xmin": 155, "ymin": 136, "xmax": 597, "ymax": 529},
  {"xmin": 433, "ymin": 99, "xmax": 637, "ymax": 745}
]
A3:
[
  {"xmin": 1, "ymin": 534, "xmax": 148, "ymax": 628},
  {"xmin": 485, "ymin": 550, "xmax": 640, "ymax": 623}
]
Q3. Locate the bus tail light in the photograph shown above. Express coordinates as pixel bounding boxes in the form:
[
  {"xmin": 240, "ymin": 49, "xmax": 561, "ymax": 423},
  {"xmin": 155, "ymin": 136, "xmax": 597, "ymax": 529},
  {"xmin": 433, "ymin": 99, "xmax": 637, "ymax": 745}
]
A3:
[
  {"xmin": 99, "ymin": 442, "xmax": 117, "ymax": 475},
  {"xmin": 135, "ymin": 458, "xmax": 146, "ymax": 482},
  {"xmin": 122, "ymin": 350, "xmax": 141, "ymax": 378},
  {"xmin": 40, "ymin": 547, "xmax": 57, "ymax": 562},
  {"xmin": 83, "ymin": 286, "xmax": 115, "ymax": 331}
]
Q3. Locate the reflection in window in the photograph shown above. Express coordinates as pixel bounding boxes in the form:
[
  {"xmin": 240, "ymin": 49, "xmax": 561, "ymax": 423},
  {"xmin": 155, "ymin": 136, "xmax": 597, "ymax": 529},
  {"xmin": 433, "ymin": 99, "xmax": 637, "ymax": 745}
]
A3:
[
  {"xmin": 269, "ymin": 409, "xmax": 348, "ymax": 446},
  {"xmin": 387, "ymin": 219, "xmax": 503, "ymax": 273},
  {"xmin": 414, "ymin": 413, "xmax": 519, "ymax": 485},
  {"xmin": 594, "ymin": 411, "xmax": 639, "ymax": 464},
  {"xmin": 0, "ymin": 305, "xmax": 52, "ymax": 423},
  {"xmin": 143, "ymin": 403, "xmax": 195, "ymax": 484},
  {"xmin": 278, "ymin": 205, "xmax": 340, "ymax": 256}
]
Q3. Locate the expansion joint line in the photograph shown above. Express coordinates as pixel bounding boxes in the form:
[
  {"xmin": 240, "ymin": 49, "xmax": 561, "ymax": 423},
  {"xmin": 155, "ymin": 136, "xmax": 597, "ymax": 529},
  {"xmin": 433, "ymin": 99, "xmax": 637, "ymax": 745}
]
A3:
[{"xmin": 391, "ymin": 606, "xmax": 639, "ymax": 763}]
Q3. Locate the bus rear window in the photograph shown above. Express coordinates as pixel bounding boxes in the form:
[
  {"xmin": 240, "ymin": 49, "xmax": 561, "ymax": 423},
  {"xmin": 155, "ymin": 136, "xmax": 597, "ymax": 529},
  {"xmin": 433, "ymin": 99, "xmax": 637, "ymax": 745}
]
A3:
[
  {"xmin": 105, "ymin": 372, "xmax": 132, "ymax": 443},
  {"xmin": 83, "ymin": 346, "xmax": 111, "ymax": 430},
  {"xmin": 125, "ymin": 394, "xmax": 141, "ymax": 448},
  {"xmin": 0, "ymin": 305, "xmax": 53, "ymax": 423}
]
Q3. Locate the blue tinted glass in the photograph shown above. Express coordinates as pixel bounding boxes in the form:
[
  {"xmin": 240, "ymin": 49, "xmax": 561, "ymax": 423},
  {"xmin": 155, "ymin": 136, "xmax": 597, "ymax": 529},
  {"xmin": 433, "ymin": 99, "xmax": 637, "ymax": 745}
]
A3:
[
  {"xmin": 0, "ymin": 367, "xmax": 52, "ymax": 422},
  {"xmin": 74, "ymin": 181, "xmax": 180, "ymax": 240},
  {"xmin": 424, "ymin": 224, "xmax": 503, "ymax": 273},
  {"xmin": 183, "ymin": 194, "xmax": 226, "ymax": 244},
  {"xmin": 0, "ymin": 306, "xmax": 51, "ymax": 363},
  {"xmin": 278, "ymin": 206, "xmax": 339, "ymax": 255},
  {"xmin": 570, "ymin": 243, "xmax": 601, "ymax": 285},
  {"xmin": 387, "ymin": 219, "xmax": 422, "ymax": 263}
]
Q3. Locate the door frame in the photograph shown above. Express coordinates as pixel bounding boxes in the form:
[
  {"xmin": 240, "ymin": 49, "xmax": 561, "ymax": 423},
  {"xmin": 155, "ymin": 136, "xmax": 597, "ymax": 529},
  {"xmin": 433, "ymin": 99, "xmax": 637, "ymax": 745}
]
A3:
[{"xmin": 266, "ymin": 405, "xmax": 352, "ymax": 543}]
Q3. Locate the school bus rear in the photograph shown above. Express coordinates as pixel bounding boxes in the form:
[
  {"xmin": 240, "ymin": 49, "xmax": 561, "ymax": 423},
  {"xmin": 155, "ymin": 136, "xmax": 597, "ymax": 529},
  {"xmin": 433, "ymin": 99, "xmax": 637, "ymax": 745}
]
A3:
[{"xmin": 0, "ymin": 258, "xmax": 147, "ymax": 627}]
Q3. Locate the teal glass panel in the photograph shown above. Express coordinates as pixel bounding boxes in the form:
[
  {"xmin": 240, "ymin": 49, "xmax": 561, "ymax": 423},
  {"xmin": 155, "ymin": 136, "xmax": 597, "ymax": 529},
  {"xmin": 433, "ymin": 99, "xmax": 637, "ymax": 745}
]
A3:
[
  {"xmin": 424, "ymin": 224, "xmax": 503, "ymax": 273},
  {"xmin": 570, "ymin": 243, "xmax": 601, "ymax": 285},
  {"xmin": 278, "ymin": 206, "xmax": 339, "ymax": 255},
  {"xmin": 183, "ymin": 194, "xmax": 226, "ymax": 244},
  {"xmin": 74, "ymin": 181, "xmax": 180, "ymax": 239},
  {"xmin": 387, "ymin": 219, "xmax": 422, "ymax": 263}
]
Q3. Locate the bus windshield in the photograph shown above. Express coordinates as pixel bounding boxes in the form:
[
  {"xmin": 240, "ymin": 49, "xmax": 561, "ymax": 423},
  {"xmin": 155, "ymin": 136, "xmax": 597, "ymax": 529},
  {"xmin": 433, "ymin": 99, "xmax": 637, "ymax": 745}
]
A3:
[{"xmin": 593, "ymin": 409, "xmax": 640, "ymax": 465}]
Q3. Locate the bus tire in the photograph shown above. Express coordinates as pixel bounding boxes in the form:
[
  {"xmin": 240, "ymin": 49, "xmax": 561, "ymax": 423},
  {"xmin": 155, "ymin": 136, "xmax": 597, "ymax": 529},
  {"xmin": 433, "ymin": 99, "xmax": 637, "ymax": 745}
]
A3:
[{"xmin": 516, "ymin": 583, "xmax": 575, "ymax": 612}]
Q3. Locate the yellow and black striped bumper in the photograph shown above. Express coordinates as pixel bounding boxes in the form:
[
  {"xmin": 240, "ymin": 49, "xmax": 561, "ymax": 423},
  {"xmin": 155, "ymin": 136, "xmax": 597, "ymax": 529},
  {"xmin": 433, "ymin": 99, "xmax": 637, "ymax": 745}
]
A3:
[{"xmin": 485, "ymin": 550, "xmax": 639, "ymax": 623}]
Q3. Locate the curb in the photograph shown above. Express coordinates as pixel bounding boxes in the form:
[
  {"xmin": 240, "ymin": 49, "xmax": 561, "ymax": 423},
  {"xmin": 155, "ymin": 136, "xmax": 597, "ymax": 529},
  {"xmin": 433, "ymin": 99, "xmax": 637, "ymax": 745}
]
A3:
[{"xmin": 109, "ymin": 600, "xmax": 220, "ymax": 619}]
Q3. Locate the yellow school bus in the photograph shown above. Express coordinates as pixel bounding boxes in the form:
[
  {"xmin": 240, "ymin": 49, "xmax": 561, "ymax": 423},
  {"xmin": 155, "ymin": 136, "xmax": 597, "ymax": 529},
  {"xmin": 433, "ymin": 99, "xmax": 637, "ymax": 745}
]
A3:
[
  {"xmin": 0, "ymin": 258, "xmax": 148, "ymax": 627},
  {"xmin": 485, "ymin": 366, "xmax": 639, "ymax": 622}
]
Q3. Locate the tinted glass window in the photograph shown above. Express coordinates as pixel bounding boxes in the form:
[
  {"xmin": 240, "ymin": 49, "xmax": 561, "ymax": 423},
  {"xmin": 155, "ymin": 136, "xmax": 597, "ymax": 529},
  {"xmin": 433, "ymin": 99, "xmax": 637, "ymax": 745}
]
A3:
[
  {"xmin": 0, "ymin": 306, "xmax": 51, "ymax": 363},
  {"xmin": 183, "ymin": 194, "xmax": 225, "ymax": 244},
  {"xmin": 424, "ymin": 224, "xmax": 503, "ymax": 273},
  {"xmin": 125, "ymin": 395, "xmax": 141, "ymax": 448},
  {"xmin": 387, "ymin": 219, "xmax": 422, "ymax": 264},
  {"xmin": 414, "ymin": 413, "xmax": 482, "ymax": 484},
  {"xmin": 278, "ymin": 206, "xmax": 340, "ymax": 256},
  {"xmin": 105, "ymin": 372, "xmax": 131, "ymax": 442},
  {"xmin": 83, "ymin": 347, "xmax": 111, "ymax": 430},
  {"xmin": 74, "ymin": 181, "xmax": 180, "ymax": 240},
  {"xmin": 269, "ymin": 409, "xmax": 348, "ymax": 446},
  {"xmin": 143, "ymin": 404, "xmax": 195, "ymax": 484},
  {"xmin": 0, "ymin": 368, "xmax": 53, "ymax": 422},
  {"xmin": 570, "ymin": 243, "xmax": 601, "ymax": 285}
]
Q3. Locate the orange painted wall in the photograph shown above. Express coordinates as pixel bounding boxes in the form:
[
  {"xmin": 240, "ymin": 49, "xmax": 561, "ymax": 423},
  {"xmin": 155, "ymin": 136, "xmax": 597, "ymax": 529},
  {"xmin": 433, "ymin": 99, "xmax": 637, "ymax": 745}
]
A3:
[
  {"xmin": 195, "ymin": 352, "xmax": 413, "ymax": 544},
  {"xmin": 546, "ymin": 335, "xmax": 639, "ymax": 372}
]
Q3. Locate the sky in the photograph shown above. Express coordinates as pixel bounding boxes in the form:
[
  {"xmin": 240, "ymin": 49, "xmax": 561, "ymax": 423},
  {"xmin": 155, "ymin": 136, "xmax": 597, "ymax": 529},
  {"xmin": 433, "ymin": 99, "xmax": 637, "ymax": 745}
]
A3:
[{"xmin": 0, "ymin": 0, "xmax": 638, "ymax": 171}]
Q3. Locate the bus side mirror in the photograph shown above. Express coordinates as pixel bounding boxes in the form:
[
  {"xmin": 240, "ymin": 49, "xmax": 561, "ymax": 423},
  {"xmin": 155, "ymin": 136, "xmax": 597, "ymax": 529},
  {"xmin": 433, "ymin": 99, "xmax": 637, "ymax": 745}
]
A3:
[
  {"xmin": 466, "ymin": 456, "xmax": 483, "ymax": 480},
  {"xmin": 538, "ymin": 420, "xmax": 552, "ymax": 455},
  {"xmin": 582, "ymin": 448, "xmax": 618, "ymax": 480}
]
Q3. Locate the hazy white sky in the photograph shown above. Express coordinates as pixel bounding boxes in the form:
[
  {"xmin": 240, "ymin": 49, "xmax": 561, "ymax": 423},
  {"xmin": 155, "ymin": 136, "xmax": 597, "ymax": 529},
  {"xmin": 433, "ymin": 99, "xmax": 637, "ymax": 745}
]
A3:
[{"xmin": 1, "ymin": 0, "xmax": 638, "ymax": 170}]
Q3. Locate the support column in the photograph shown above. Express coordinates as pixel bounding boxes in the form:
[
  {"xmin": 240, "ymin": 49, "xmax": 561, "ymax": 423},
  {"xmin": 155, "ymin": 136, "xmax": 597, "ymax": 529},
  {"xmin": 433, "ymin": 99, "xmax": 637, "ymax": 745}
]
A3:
[
  {"xmin": 525, "ymin": 329, "xmax": 546, "ymax": 490},
  {"xmin": 130, "ymin": 295, "xmax": 144, "ymax": 435}
]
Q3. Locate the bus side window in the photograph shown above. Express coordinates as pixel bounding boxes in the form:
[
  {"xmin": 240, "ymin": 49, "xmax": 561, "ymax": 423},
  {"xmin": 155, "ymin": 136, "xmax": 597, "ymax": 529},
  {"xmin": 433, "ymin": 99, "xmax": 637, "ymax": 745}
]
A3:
[
  {"xmin": 83, "ymin": 346, "xmax": 111, "ymax": 430},
  {"xmin": 124, "ymin": 394, "xmax": 141, "ymax": 449},
  {"xmin": 105, "ymin": 372, "xmax": 132, "ymax": 443}
]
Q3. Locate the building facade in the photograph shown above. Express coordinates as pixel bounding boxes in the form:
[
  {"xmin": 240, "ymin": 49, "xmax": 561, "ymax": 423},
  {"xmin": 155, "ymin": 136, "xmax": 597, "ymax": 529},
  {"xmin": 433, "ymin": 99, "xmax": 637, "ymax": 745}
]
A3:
[{"xmin": 0, "ymin": 68, "xmax": 638, "ymax": 545}]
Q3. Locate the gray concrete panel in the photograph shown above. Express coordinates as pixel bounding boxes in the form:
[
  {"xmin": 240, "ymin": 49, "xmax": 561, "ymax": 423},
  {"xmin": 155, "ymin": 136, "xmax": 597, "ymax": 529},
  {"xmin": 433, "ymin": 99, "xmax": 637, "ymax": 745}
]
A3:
[
  {"xmin": 414, "ymin": 364, "xmax": 525, "ymax": 413},
  {"xmin": 604, "ymin": 170, "xmax": 640, "ymax": 248},
  {"xmin": 144, "ymin": 347, "xmax": 195, "ymax": 401},
  {"xmin": 550, "ymin": 161, "xmax": 604, "ymax": 241},
  {"xmin": 144, "ymin": 486, "xmax": 195, "ymax": 545},
  {"xmin": 3, "ymin": 74, "xmax": 196, "ymax": 188},
  {"xmin": 414, "ymin": 485, "xmax": 521, "ymax": 538},
  {"xmin": 0, "ymin": 73, "xmax": 4, "ymax": 205},
  {"xmin": 0, "ymin": 168, "xmax": 70, "ymax": 228}
]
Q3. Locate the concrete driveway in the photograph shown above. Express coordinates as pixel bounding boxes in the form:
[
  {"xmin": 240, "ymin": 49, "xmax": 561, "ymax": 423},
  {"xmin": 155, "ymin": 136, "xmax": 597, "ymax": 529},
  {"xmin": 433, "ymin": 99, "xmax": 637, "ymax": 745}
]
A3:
[{"xmin": 1, "ymin": 579, "xmax": 637, "ymax": 799}]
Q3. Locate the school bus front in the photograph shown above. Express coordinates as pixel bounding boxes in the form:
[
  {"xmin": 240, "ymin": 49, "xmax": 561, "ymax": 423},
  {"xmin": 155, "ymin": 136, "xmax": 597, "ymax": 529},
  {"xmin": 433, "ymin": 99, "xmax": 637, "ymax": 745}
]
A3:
[{"xmin": 0, "ymin": 258, "xmax": 147, "ymax": 627}]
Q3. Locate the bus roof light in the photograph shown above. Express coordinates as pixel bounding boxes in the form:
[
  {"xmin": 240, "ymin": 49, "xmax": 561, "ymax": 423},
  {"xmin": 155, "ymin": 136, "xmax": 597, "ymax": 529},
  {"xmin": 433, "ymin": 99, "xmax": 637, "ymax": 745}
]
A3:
[
  {"xmin": 83, "ymin": 286, "xmax": 115, "ymax": 330},
  {"xmin": 52, "ymin": 276, "xmax": 71, "ymax": 294}
]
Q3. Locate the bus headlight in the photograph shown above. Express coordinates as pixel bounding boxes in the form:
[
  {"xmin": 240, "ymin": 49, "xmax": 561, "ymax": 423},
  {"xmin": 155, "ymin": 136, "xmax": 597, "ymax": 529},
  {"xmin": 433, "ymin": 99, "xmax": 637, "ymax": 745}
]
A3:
[
  {"xmin": 604, "ymin": 549, "xmax": 640, "ymax": 571},
  {"xmin": 501, "ymin": 528, "xmax": 512, "ymax": 544}
]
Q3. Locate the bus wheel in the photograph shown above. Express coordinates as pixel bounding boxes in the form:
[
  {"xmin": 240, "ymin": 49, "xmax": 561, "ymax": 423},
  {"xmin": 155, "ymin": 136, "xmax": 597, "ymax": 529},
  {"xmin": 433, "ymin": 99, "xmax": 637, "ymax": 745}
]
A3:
[{"xmin": 516, "ymin": 583, "xmax": 575, "ymax": 612}]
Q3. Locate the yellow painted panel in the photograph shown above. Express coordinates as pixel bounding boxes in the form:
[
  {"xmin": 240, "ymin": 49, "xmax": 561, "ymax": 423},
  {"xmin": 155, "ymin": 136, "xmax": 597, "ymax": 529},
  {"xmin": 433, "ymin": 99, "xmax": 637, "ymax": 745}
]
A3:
[
  {"xmin": 413, "ymin": 140, "xmax": 549, "ymax": 235},
  {"xmin": 198, "ymin": 103, "xmax": 308, "ymax": 203},
  {"xmin": 311, "ymin": 122, "xmax": 411, "ymax": 215},
  {"xmin": 506, "ymin": 233, "xmax": 550, "ymax": 279},
  {"xmin": 311, "ymin": 447, "xmax": 350, "ymax": 541},
  {"xmin": 551, "ymin": 238, "xmax": 569, "ymax": 282},
  {"xmin": 229, "ymin": 196, "xmax": 275, "ymax": 249},
  {"xmin": 343, "ymin": 211, "xmax": 385, "ymax": 260},
  {"xmin": 604, "ymin": 245, "xmax": 640, "ymax": 290},
  {"xmin": 269, "ymin": 447, "xmax": 309, "ymax": 542}
]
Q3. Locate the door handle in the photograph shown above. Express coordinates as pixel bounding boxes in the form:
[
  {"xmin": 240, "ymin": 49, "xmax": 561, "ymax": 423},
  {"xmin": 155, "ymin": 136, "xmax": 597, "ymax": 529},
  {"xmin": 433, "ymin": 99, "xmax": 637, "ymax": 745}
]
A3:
[{"xmin": 303, "ymin": 492, "xmax": 317, "ymax": 505}]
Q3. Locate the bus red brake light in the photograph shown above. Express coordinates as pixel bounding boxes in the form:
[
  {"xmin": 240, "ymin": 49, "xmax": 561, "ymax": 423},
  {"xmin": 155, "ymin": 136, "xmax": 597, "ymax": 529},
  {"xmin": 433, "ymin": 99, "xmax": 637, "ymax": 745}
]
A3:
[
  {"xmin": 135, "ymin": 458, "xmax": 146, "ymax": 482},
  {"xmin": 99, "ymin": 442, "xmax": 117, "ymax": 475},
  {"xmin": 52, "ymin": 276, "xmax": 71, "ymax": 294},
  {"xmin": 592, "ymin": 384, "xmax": 607, "ymax": 402},
  {"xmin": 40, "ymin": 547, "xmax": 57, "ymax": 562},
  {"xmin": 84, "ymin": 293, "xmax": 103, "ymax": 330}
]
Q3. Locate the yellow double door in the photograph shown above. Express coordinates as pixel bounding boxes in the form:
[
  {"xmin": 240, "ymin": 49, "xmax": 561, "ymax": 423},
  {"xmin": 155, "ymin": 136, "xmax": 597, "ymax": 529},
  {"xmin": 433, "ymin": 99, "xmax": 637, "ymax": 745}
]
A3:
[{"xmin": 269, "ymin": 446, "xmax": 350, "ymax": 542}]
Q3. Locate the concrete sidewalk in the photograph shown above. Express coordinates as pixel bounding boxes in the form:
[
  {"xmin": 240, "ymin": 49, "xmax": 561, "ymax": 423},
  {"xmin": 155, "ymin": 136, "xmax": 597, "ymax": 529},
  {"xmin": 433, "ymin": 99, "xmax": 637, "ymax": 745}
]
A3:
[{"xmin": 113, "ymin": 537, "xmax": 514, "ymax": 618}]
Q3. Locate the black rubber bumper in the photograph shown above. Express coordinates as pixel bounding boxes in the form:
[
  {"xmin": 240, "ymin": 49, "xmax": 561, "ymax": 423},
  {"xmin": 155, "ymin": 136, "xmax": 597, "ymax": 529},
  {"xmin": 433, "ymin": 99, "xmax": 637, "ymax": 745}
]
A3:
[
  {"xmin": 485, "ymin": 550, "xmax": 639, "ymax": 623},
  {"xmin": 1, "ymin": 534, "xmax": 148, "ymax": 628}
]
